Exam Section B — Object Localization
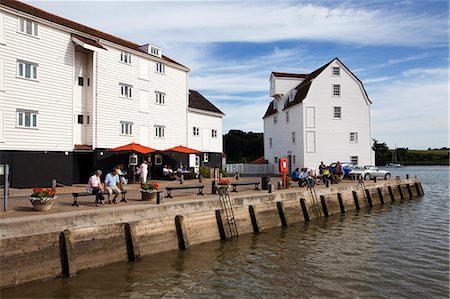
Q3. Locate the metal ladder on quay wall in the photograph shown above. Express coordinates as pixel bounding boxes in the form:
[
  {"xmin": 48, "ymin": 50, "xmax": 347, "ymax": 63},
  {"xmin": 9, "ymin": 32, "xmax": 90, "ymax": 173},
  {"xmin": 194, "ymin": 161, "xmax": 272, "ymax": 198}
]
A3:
[
  {"xmin": 218, "ymin": 189, "xmax": 239, "ymax": 238},
  {"xmin": 357, "ymin": 177, "xmax": 369, "ymax": 206},
  {"xmin": 307, "ymin": 180, "xmax": 322, "ymax": 219}
]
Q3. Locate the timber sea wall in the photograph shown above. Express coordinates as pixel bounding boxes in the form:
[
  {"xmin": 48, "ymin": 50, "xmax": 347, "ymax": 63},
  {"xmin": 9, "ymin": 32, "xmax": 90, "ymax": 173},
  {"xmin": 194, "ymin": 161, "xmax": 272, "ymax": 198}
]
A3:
[{"xmin": 0, "ymin": 178, "xmax": 424, "ymax": 288}]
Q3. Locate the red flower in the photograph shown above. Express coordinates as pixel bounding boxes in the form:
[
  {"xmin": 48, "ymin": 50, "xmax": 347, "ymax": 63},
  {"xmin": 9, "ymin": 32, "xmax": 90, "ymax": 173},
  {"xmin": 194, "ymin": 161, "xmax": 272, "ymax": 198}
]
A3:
[
  {"xmin": 153, "ymin": 183, "xmax": 159, "ymax": 188},
  {"xmin": 33, "ymin": 187, "xmax": 38, "ymax": 192},
  {"xmin": 38, "ymin": 188, "xmax": 44, "ymax": 193}
]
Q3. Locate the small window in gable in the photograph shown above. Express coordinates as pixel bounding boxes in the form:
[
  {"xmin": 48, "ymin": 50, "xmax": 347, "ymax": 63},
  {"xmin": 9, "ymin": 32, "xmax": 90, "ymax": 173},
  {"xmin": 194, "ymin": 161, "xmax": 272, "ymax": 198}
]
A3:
[{"xmin": 332, "ymin": 67, "xmax": 340, "ymax": 76}]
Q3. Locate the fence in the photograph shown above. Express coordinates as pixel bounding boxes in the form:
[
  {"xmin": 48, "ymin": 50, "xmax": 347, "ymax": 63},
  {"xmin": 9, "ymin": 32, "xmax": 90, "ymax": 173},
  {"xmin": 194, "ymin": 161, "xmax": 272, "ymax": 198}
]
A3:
[{"xmin": 225, "ymin": 163, "xmax": 275, "ymax": 175}]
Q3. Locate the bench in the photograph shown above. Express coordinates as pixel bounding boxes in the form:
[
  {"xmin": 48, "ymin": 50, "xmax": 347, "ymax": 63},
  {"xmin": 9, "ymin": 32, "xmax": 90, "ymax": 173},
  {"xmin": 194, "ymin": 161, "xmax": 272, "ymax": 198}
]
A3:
[
  {"xmin": 72, "ymin": 190, "xmax": 127, "ymax": 207},
  {"xmin": 165, "ymin": 184, "xmax": 204, "ymax": 199},
  {"xmin": 230, "ymin": 181, "xmax": 260, "ymax": 192}
]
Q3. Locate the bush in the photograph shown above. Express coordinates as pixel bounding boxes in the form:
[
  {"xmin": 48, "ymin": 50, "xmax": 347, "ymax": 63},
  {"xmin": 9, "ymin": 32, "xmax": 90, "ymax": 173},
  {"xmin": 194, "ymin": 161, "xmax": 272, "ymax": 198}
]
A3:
[
  {"xmin": 199, "ymin": 166, "xmax": 210, "ymax": 178},
  {"xmin": 219, "ymin": 169, "xmax": 229, "ymax": 177}
]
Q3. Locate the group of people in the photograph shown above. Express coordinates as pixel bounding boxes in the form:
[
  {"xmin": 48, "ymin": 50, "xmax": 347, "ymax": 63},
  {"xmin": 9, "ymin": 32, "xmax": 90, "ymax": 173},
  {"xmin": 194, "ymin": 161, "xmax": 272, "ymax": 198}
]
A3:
[
  {"xmin": 163, "ymin": 164, "xmax": 189, "ymax": 180},
  {"xmin": 290, "ymin": 167, "xmax": 314, "ymax": 187},
  {"xmin": 86, "ymin": 166, "xmax": 126, "ymax": 205},
  {"xmin": 318, "ymin": 161, "xmax": 343, "ymax": 184}
]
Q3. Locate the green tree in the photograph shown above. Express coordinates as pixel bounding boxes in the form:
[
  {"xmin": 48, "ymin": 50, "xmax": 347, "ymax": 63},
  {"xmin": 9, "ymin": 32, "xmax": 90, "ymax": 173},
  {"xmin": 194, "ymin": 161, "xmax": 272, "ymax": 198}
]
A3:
[
  {"xmin": 224, "ymin": 130, "xmax": 264, "ymax": 163},
  {"xmin": 372, "ymin": 138, "xmax": 390, "ymax": 166}
]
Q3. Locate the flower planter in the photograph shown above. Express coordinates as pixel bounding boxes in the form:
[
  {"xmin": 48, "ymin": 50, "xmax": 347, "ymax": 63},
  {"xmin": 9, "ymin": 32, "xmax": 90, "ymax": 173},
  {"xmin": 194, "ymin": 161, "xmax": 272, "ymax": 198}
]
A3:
[
  {"xmin": 140, "ymin": 190, "xmax": 157, "ymax": 201},
  {"xmin": 29, "ymin": 196, "xmax": 56, "ymax": 211},
  {"xmin": 216, "ymin": 185, "xmax": 230, "ymax": 195}
]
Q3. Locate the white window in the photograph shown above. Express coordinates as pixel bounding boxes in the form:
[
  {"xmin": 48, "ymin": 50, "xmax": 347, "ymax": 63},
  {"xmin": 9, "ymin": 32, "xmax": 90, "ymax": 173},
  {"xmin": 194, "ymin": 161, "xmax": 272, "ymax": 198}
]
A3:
[
  {"xmin": 350, "ymin": 132, "xmax": 358, "ymax": 143},
  {"xmin": 155, "ymin": 125, "xmax": 165, "ymax": 138},
  {"xmin": 274, "ymin": 157, "xmax": 278, "ymax": 164},
  {"xmin": 18, "ymin": 18, "xmax": 38, "ymax": 36},
  {"xmin": 269, "ymin": 137, "xmax": 272, "ymax": 148},
  {"xmin": 17, "ymin": 109, "xmax": 38, "ymax": 128},
  {"xmin": 120, "ymin": 121, "xmax": 133, "ymax": 135},
  {"xmin": 17, "ymin": 60, "xmax": 38, "ymax": 80},
  {"xmin": 156, "ymin": 62, "xmax": 165, "ymax": 74},
  {"xmin": 193, "ymin": 127, "xmax": 200, "ymax": 136},
  {"xmin": 350, "ymin": 156, "xmax": 359, "ymax": 165},
  {"xmin": 332, "ymin": 67, "xmax": 340, "ymax": 76},
  {"xmin": 292, "ymin": 131, "xmax": 296, "ymax": 144},
  {"xmin": 150, "ymin": 47, "xmax": 160, "ymax": 57},
  {"xmin": 293, "ymin": 155, "xmax": 296, "ymax": 164},
  {"xmin": 155, "ymin": 91, "xmax": 165, "ymax": 104},
  {"xmin": 274, "ymin": 115, "xmax": 278, "ymax": 124},
  {"xmin": 120, "ymin": 51, "xmax": 131, "ymax": 64},
  {"xmin": 286, "ymin": 111, "xmax": 289, "ymax": 123},
  {"xmin": 333, "ymin": 84, "xmax": 341, "ymax": 96},
  {"xmin": 211, "ymin": 129, "xmax": 218, "ymax": 138},
  {"xmin": 333, "ymin": 106, "xmax": 342, "ymax": 119},
  {"xmin": 120, "ymin": 83, "xmax": 132, "ymax": 98},
  {"xmin": 203, "ymin": 153, "xmax": 209, "ymax": 162}
]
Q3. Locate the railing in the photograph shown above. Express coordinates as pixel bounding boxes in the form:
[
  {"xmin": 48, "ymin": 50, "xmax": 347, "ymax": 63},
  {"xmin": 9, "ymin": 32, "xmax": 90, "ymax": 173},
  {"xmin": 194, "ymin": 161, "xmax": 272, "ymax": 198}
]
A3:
[{"xmin": 225, "ymin": 163, "xmax": 275, "ymax": 175}]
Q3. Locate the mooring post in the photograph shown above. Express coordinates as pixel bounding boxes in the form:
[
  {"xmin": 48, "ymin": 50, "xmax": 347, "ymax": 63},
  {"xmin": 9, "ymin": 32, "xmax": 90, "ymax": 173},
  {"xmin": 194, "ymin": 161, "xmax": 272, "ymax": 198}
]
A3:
[
  {"xmin": 388, "ymin": 186, "xmax": 395, "ymax": 202},
  {"xmin": 406, "ymin": 184, "xmax": 413, "ymax": 199},
  {"xmin": 352, "ymin": 191, "xmax": 360, "ymax": 210},
  {"xmin": 276, "ymin": 202, "xmax": 288, "ymax": 227},
  {"xmin": 3, "ymin": 164, "xmax": 9, "ymax": 212},
  {"xmin": 337, "ymin": 193, "xmax": 345, "ymax": 213},
  {"xmin": 377, "ymin": 187, "xmax": 385, "ymax": 204},
  {"xmin": 300, "ymin": 198, "xmax": 309, "ymax": 221},
  {"xmin": 365, "ymin": 189, "xmax": 373, "ymax": 207}
]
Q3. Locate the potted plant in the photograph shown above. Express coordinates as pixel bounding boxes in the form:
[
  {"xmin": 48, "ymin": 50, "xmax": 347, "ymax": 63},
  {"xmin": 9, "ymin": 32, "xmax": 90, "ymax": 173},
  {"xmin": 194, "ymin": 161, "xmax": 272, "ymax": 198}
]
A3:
[
  {"xmin": 140, "ymin": 182, "xmax": 159, "ymax": 201},
  {"xmin": 30, "ymin": 187, "xmax": 57, "ymax": 211},
  {"xmin": 285, "ymin": 176, "xmax": 293, "ymax": 188},
  {"xmin": 216, "ymin": 179, "xmax": 231, "ymax": 195}
]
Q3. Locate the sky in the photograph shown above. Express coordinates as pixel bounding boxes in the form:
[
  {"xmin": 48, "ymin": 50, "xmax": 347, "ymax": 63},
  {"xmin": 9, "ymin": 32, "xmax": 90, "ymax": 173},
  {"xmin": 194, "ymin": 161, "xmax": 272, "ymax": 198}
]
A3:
[{"xmin": 27, "ymin": 0, "xmax": 449, "ymax": 149}]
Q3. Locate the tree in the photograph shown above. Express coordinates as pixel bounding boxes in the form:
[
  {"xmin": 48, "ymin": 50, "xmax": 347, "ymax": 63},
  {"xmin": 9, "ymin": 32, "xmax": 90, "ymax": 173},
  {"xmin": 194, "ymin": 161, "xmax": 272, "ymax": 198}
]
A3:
[
  {"xmin": 372, "ymin": 138, "xmax": 390, "ymax": 166},
  {"xmin": 224, "ymin": 130, "xmax": 264, "ymax": 163}
]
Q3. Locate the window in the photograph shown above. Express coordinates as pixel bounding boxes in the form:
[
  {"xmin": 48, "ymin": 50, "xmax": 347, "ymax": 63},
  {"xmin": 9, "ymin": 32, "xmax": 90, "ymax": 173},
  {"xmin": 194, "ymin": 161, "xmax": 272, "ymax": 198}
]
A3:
[
  {"xmin": 269, "ymin": 137, "xmax": 272, "ymax": 148},
  {"xmin": 17, "ymin": 61, "xmax": 38, "ymax": 80},
  {"xmin": 274, "ymin": 157, "xmax": 278, "ymax": 164},
  {"xmin": 78, "ymin": 77, "xmax": 84, "ymax": 86},
  {"xmin": 155, "ymin": 91, "xmax": 165, "ymax": 104},
  {"xmin": 155, "ymin": 154, "xmax": 163, "ymax": 165},
  {"xmin": 120, "ymin": 121, "xmax": 133, "ymax": 135},
  {"xmin": 18, "ymin": 18, "xmax": 38, "ymax": 36},
  {"xmin": 193, "ymin": 127, "xmax": 199, "ymax": 136},
  {"xmin": 274, "ymin": 115, "xmax": 278, "ymax": 124},
  {"xmin": 156, "ymin": 62, "xmax": 165, "ymax": 74},
  {"xmin": 333, "ymin": 84, "xmax": 341, "ymax": 96},
  {"xmin": 120, "ymin": 51, "xmax": 131, "ymax": 64},
  {"xmin": 333, "ymin": 106, "xmax": 342, "ymax": 119},
  {"xmin": 203, "ymin": 153, "xmax": 209, "ymax": 162},
  {"xmin": 87, "ymin": 78, "xmax": 90, "ymax": 86},
  {"xmin": 292, "ymin": 131, "xmax": 296, "ymax": 144},
  {"xmin": 87, "ymin": 115, "xmax": 90, "ymax": 125},
  {"xmin": 77, "ymin": 115, "xmax": 83, "ymax": 124},
  {"xmin": 120, "ymin": 83, "xmax": 132, "ymax": 98},
  {"xmin": 332, "ymin": 67, "xmax": 340, "ymax": 76},
  {"xmin": 286, "ymin": 111, "xmax": 289, "ymax": 123},
  {"xmin": 155, "ymin": 125, "xmax": 165, "ymax": 138},
  {"xmin": 211, "ymin": 129, "xmax": 218, "ymax": 138},
  {"xmin": 150, "ymin": 47, "xmax": 160, "ymax": 57},
  {"xmin": 350, "ymin": 132, "xmax": 358, "ymax": 143},
  {"xmin": 350, "ymin": 156, "xmax": 359, "ymax": 165},
  {"xmin": 273, "ymin": 99, "xmax": 277, "ymax": 109},
  {"xmin": 293, "ymin": 155, "xmax": 296, "ymax": 164},
  {"xmin": 17, "ymin": 109, "xmax": 37, "ymax": 128}
]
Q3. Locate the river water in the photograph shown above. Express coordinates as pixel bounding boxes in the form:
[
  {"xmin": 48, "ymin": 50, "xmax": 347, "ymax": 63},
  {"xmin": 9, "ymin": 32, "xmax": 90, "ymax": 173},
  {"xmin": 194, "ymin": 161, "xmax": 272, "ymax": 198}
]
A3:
[{"xmin": 2, "ymin": 166, "xmax": 449, "ymax": 298}]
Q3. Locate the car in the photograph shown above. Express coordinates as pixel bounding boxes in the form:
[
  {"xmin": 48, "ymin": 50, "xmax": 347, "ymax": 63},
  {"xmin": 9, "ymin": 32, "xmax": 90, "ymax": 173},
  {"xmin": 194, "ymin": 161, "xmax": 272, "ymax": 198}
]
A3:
[
  {"xmin": 329, "ymin": 162, "xmax": 355, "ymax": 177},
  {"xmin": 349, "ymin": 165, "xmax": 391, "ymax": 180}
]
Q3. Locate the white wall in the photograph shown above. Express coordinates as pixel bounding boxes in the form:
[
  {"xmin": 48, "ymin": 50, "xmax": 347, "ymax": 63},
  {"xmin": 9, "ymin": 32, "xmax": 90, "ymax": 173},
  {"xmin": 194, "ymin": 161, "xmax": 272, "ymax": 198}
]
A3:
[
  {"xmin": 187, "ymin": 109, "xmax": 223, "ymax": 153},
  {"xmin": 270, "ymin": 75, "xmax": 304, "ymax": 97},
  {"xmin": 0, "ymin": 10, "xmax": 74, "ymax": 151}
]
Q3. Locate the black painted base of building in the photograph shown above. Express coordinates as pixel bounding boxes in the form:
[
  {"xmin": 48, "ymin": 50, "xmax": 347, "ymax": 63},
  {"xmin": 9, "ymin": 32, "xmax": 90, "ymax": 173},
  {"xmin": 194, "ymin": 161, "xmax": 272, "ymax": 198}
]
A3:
[{"xmin": 0, "ymin": 150, "xmax": 223, "ymax": 188}]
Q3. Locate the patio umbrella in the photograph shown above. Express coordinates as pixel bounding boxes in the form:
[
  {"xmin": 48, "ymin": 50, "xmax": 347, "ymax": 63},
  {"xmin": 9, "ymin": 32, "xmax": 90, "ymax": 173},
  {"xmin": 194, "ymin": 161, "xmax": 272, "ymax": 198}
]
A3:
[
  {"xmin": 111, "ymin": 142, "xmax": 156, "ymax": 154},
  {"xmin": 162, "ymin": 145, "xmax": 200, "ymax": 154}
]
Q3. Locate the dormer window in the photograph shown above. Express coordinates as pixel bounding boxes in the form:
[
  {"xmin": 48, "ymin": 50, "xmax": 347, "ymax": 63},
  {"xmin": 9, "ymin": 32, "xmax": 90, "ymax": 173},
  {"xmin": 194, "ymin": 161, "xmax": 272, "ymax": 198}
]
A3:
[
  {"xmin": 150, "ymin": 47, "xmax": 160, "ymax": 57},
  {"xmin": 332, "ymin": 67, "xmax": 340, "ymax": 76},
  {"xmin": 272, "ymin": 99, "xmax": 277, "ymax": 109}
]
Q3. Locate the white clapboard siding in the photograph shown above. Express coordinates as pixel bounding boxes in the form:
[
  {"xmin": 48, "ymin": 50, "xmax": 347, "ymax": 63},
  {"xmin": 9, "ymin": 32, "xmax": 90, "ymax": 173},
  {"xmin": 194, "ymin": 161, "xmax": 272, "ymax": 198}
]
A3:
[
  {"xmin": 0, "ymin": 11, "xmax": 74, "ymax": 151},
  {"xmin": 271, "ymin": 76, "xmax": 304, "ymax": 97},
  {"xmin": 187, "ymin": 110, "xmax": 223, "ymax": 153}
]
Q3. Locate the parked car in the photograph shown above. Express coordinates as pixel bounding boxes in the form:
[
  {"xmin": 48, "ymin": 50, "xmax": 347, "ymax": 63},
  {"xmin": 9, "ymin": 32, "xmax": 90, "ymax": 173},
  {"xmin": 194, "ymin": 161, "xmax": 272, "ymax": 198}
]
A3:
[
  {"xmin": 329, "ymin": 162, "xmax": 355, "ymax": 177},
  {"xmin": 349, "ymin": 165, "xmax": 391, "ymax": 180}
]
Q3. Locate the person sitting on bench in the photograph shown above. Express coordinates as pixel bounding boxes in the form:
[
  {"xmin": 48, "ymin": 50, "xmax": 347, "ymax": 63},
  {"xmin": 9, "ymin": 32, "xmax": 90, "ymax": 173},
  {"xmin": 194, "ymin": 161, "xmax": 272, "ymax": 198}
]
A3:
[
  {"xmin": 87, "ymin": 169, "xmax": 104, "ymax": 205},
  {"xmin": 104, "ymin": 167, "xmax": 122, "ymax": 204},
  {"xmin": 291, "ymin": 168, "xmax": 301, "ymax": 183}
]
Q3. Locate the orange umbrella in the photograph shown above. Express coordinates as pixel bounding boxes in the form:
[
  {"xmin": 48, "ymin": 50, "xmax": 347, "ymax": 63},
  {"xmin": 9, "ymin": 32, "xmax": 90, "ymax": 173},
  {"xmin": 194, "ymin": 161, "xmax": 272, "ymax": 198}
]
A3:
[
  {"xmin": 162, "ymin": 145, "xmax": 201, "ymax": 154},
  {"xmin": 111, "ymin": 142, "xmax": 156, "ymax": 154}
]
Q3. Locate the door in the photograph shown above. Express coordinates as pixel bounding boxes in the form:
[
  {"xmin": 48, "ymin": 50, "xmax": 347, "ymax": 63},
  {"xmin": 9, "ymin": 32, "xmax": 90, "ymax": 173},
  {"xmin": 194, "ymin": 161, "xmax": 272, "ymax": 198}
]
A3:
[{"xmin": 139, "ymin": 126, "xmax": 149, "ymax": 146}]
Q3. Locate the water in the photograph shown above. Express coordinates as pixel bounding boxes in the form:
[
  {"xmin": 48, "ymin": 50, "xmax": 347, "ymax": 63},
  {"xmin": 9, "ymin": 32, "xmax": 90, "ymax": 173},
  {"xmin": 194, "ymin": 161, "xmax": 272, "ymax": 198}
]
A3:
[{"xmin": 2, "ymin": 166, "xmax": 449, "ymax": 298}]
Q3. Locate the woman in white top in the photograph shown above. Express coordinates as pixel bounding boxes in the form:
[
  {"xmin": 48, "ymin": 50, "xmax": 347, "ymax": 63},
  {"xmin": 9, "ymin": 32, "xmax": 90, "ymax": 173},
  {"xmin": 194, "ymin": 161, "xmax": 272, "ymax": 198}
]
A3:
[
  {"xmin": 87, "ymin": 170, "xmax": 104, "ymax": 204},
  {"xmin": 140, "ymin": 161, "xmax": 148, "ymax": 185}
]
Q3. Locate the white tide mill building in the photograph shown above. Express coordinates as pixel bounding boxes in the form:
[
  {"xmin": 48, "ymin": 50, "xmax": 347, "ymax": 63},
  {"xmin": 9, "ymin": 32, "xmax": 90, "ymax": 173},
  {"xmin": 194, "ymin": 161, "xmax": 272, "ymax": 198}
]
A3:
[
  {"xmin": 0, "ymin": 0, "xmax": 223, "ymax": 187},
  {"xmin": 263, "ymin": 58, "xmax": 374, "ymax": 173}
]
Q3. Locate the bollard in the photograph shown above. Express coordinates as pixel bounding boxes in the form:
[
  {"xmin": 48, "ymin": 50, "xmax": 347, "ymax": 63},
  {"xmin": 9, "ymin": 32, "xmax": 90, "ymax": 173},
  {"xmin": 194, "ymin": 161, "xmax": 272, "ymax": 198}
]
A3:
[
  {"xmin": 325, "ymin": 179, "xmax": 330, "ymax": 188},
  {"xmin": 211, "ymin": 180, "xmax": 217, "ymax": 195},
  {"xmin": 198, "ymin": 173, "xmax": 202, "ymax": 183},
  {"xmin": 156, "ymin": 191, "xmax": 161, "ymax": 204},
  {"xmin": 277, "ymin": 181, "xmax": 282, "ymax": 190},
  {"xmin": 268, "ymin": 183, "xmax": 273, "ymax": 193},
  {"xmin": 406, "ymin": 174, "xmax": 409, "ymax": 179},
  {"xmin": 373, "ymin": 177, "xmax": 377, "ymax": 183},
  {"xmin": 261, "ymin": 176, "xmax": 270, "ymax": 190}
]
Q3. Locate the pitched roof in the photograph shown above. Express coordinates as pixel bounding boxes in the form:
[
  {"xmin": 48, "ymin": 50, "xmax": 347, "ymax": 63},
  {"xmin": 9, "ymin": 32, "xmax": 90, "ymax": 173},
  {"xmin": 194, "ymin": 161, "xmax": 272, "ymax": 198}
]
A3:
[
  {"xmin": 263, "ymin": 57, "xmax": 371, "ymax": 118},
  {"xmin": 271, "ymin": 72, "xmax": 308, "ymax": 78},
  {"xmin": 189, "ymin": 90, "xmax": 224, "ymax": 115},
  {"xmin": 1, "ymin": 0, "xmax": 187, "ymax": 69}
]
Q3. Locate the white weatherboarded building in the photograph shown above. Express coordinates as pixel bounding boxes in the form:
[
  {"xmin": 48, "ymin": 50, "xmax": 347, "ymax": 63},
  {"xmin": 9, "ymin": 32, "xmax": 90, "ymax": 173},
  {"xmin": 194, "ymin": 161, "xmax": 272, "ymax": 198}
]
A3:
[
  {"xmin": 263, "ymin": 58, "xmax": 374, "ymax": 173},
  {"xmin": 0, "ymin": 0, "xmax": 223, "ymax": 186}
]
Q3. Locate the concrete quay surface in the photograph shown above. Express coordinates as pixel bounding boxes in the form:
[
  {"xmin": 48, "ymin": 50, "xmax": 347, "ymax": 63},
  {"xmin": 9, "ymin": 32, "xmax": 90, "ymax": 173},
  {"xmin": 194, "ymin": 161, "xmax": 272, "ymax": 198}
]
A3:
[{"xmin": 0, "ymin": 177, "xmax": 424, "ymax": 288}]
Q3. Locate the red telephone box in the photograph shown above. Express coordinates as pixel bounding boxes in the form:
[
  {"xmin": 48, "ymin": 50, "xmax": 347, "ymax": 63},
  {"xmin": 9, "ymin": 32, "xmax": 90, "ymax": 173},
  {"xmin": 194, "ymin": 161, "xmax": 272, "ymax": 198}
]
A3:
[{"xmin": 279, "ymin": 158, "xmax": 288, "ymax": 188}]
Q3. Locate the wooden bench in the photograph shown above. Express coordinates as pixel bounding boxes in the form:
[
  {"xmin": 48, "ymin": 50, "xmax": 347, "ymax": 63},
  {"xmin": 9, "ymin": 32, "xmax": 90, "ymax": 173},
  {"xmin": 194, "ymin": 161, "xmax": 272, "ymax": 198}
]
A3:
[
  {"xmin": 72, "ymin": 190, "xmax": 127, "ymax": 207},
  {"xmin": 165, "ymin": 185, "xmax": 204, "ymax": 199},
  {"xmin": 230, "ymin": 181, "xmax": 260, "ymax": 192}
]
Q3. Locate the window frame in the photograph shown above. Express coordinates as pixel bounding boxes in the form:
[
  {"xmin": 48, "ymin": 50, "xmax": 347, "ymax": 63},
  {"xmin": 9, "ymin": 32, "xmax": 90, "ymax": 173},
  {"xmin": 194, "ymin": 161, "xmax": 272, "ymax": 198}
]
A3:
[
  {"xmin": 332, "ymin": 84, "xmax": 341, "ymax": 97},
  {"xmin": 119, "ymin": 83, "xmax": 133, "ymax": 99},
  {"xmin": 333, "ymin": 106, "xmax": 342, "ymax": 119},
  {"xmin": 156, "ymin": 62, "xmax": 166, "ymax": 74},
  {"xmin": 17, "ymin": 60, "xmax": 38, "ymax": 80},
  {"xmin": 16, "ymin": 109, "xmax": 38, "ymax": 129},
  {"xmin": 203, "ymin": 153, "xmax": 209, "ymax": 163},
  {"xmin": 155, "ymin": 125, "xmax": 165, "ymax": 138},
  {"xmin": 349, "ymin": 132, "xmax": 358, "ymax": 143},
  {"xmin": 211, "ymin": 129, "xmax": 218, "ymax": 138},
  {"xmin": 286, "ymin": 111, "xmax": 289, "ymax": 123},
  {"xmin": 155, "ymin": 91, "xmax": 166, "ymax": 105},
  {"xmin": 273, "ymin": 115, "xmax": 278, "ymax": 124},
  {"xmin": 350, "ymin": 156, "xmax": 359, "ymax": 165},
  {"xmin": 269, "ymin": 137, "xmax": 272, "ymax": 148},
  {"xmin": 332, "ymin": 66, "xmax": 340, "ymax": 76},
  {"xmin": 18, "ymin": 17, "xmax": 38, "ymax": 37},
  {"xmin": 120, "ymin": 121, "xmax": 133, "ymax": 136},
  {"xmin": 193, "ymin": 127, "xmax": 200, "ymax": 136},
  {"xmin": 120, "ymin": 51, "xmax": 132, "ymax": 64},
  {"xmin": 291, "ymin": 131, "xmax": 296, "ymax": 144}
]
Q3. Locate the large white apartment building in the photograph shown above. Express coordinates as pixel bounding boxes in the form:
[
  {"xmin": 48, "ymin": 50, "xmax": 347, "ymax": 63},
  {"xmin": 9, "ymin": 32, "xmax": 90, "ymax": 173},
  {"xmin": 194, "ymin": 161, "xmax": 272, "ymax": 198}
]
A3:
[
  {"xmin": 0, "ymin": 0, "xmax": 223, "ymax": 187},
  {"xmin": 263, "ymin": 58, "xmax": 374, "ymax": 173}
]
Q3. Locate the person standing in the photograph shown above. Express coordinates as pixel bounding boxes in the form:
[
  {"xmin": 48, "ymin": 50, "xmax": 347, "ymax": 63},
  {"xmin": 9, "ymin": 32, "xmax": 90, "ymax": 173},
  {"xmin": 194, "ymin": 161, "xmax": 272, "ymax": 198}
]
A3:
[
  {"xmin": 87, "ymin": 170, "xmax": 104, "ymax": 205},
  {"xmin": 336, "ymin": 161, "xmax": 343, "ymax": 182},
  {"xmin": 140, "ymin": 160, "xmax": 148, "ymax": 185},
  {"xmin": 104, "ymin": 167, "xmax": 122, "ymax": 204}
]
